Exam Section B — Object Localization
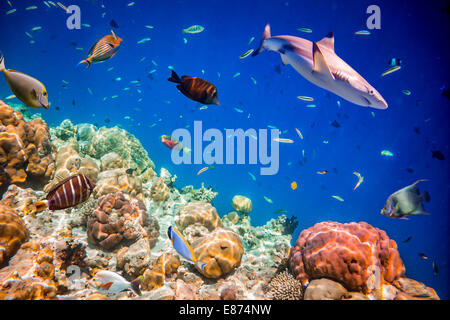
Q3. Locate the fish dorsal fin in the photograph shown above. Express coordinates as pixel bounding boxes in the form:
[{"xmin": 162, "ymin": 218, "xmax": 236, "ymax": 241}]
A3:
[
  {"xmin": 312, "ymin": 41, "xmax": 335, "ymax": 80},
  {"xmin": 318, "ymin": 32, "xmax": 335, "ymax": 52}
]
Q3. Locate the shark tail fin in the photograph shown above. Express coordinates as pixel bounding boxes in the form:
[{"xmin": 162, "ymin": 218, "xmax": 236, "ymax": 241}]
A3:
[
  {"xmin": 168, "ymin": 70, "xmax": 182, "ymax": 84},
  {"xmin": 252, "ymin": 23, "xmax": 271, "ymax": 57}
]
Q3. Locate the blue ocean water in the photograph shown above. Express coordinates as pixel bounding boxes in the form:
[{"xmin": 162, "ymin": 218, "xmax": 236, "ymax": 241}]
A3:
[{"xmin": 0, "ymin": 0, "xmax": 448, "ymax": 299}]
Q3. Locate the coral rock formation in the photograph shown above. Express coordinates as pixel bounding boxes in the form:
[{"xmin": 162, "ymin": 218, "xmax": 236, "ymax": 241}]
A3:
[
  {"xmin": 232, "ymin": 195, "xmax": 253, "ymax": 213},
  {"xmin": 0, "ymin": 100, "xmax": 54, "ymax": 193},
  {"xmin": 303, "ymin": 278, "xmax": 348, "ymax": 300},
  {"xmin": 0, "ymin": 203, "xmax": 29, "ymax": 267},
  {"xmin": 150, "ymin": 178, "xmax": 170, "ymax": 202},
  {"xmin": 266, "ymin": 270, "xmax": 302, "ymax": 300},
  {"xmin": 289, "ymin": 221, "xmax": 405, "ymax": 294},
  {"xmin": 393, "ymin": 277, "xmax": 439, "ymax": 300},
  {"xmin": 141, "ymin": 253, "xmax": 180, "ymax": 291},
  {"xmin": 93, "ymin": 168, "xmax": 143, "ymax": 200},
  {"xmin": 176, "ymin": 201, "xmax": 221, "ymax": 232},
  {"xmin": 87, "ymin": 192, "xmax": 159, "ymax": 250},
  {"xmin": 192, "ymin": 228, "xmax": 243, "ymax": 279}
]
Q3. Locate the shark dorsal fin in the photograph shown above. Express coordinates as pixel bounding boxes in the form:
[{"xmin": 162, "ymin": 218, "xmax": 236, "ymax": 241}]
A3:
[
  {"xmin": 318, "ymin": 32, "xmax": 335, "ymax": 52},
  {"xmin": 312, "ymin": 41, "xmax": 335, "ymax": 80}
]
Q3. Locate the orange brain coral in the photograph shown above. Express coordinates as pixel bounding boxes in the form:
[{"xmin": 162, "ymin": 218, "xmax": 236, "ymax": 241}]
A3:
[
  {"xmin": 0, "ymin": 203, "xmax": 29, "ymax": 267},
  {"xmin": 289, "ymin": 221, "xmax": 405, "ymax": 293},
  {"xmin": 0, "ymin": 100, "xmax": 54, "ymax": 194}
]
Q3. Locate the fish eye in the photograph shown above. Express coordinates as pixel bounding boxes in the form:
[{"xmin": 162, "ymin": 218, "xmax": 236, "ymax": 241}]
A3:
[
  {"xmin": 369, "ymin": 90, "xmax": 374, "ymax": 95},
  {"xmin": 43, "ymin": 92, "xmax": 47, "ymax": 96}
]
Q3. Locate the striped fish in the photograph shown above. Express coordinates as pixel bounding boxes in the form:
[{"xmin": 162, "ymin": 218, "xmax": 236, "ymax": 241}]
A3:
[
  {"xmin": 79, "ymin": 30, "xmax": 122, "ymax": 68},
  {"xmin": 36, "ymin": 174, "xmax": 95, "ymax": 211},
  {"xmin": 168, "ymin": 70, "xmax": 220, "ymax": 106}
]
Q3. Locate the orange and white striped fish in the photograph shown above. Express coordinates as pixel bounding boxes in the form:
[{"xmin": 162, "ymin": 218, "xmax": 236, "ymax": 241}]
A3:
[
  {"xmin": 34, "ymin": 173, "xmax": 95, "ymax": 212},
  {"xmin": 79, "ymin": 30, "xmax": 122, "ymax": 68}
]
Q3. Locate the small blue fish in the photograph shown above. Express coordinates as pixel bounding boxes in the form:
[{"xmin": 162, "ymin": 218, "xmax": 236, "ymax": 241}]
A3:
[{"xmin": 167, "ymin": 226, "xmax": 206, "ymax": 271}]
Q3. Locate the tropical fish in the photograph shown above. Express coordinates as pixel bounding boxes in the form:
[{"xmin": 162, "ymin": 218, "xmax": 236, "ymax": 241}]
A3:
[
  {"xmin": 389, "ymin": 58, "xmax": 402, "ymax": 67},
  {"xmin": 431, "ymin": 150, "xmax": 445, "ymax": 160},
  {"xmin": 234, "ymin": 107, "xmax": 243, "ymax": 113},
  {"xmin": 381, "ymin": 180, "xmax": 431, "ymax": 219},
  {"xmin": 110, "ymin": 19, "xmax": 119, "ymax": 28},
  {"xmin": 295, "ymin": 128, "xmax": 303, "ymax": 139},
  {"xmin": 137, "ymin": 38, "xmax": 151, "ymax": 44},
  {"xmin": 248, "ymin": 172, "xmax": 256, "ymax": 181},
  {"xmin": 354, "ymin": 30, "xmax": 371, "ymax": 35},
  {"xmin": 264, "ymin": 196, "xmax": 273, "ymax": 204},
  {"xmin": 78, "ymin": 30, "xmax": 122, "ymax": 68},
  {"xmin": 297, "ymin": 95, "xmax": 314, "ymax": 101},
  {"xmin": 26, "ymin": 6, "xmax": 38, "ymax": 10},
  {"xmin": 92, "ymin": 270, "xmax": 141, "ymax": 296},
  {"xmin": 291, "ymin": 181, "xmax": 297, "ymax": 190},
  {"xmin": 161, "ymin": 135, "xmax": 190, "ymax": 153},
  {"xmin": 297, "ymin": 27, "xmax": 312, "ymax": 33},
  {"xmin": 274, "ymin": 138, "xmax": 294, "ymax": 143},
  {"xmin": 317, "ymin": 170, "xmax": 328, "ymax": 175},
  {"xmin": 6, "ymin": 9, "xmax": 16, "ymax": 15},
  {"xmin": 125, "ymin": 168, "xmax": 134, "ymax": 175},
  {"xmin": 332, "ymin": 195, "xmax": 344, "ymax": 202},
  {"xmin": 167, "ymin": 226, "xmax": 206, "ymax": 271},
  {"xmin": 0, "ymin": 53, "xmax": 50, "ymax": 109},
  {"xmin": 233, "ymin": 72, "xmax": 240, "ymax": 78},
  {"xmin": 239, "ymin": 49, "xmax": 254, "ymax": 59},
  {"xmin": 32, "ymin": 174, "xmax": 95, "ymax": 213},
  {"xmin": 197, "ymin": 166, "xmax": 209, "ymax": 175},
  {"xmin": 274, "ymin": 209, "xmax": 288, "ymax": 214},
  {"xmin": 250, "ymin": 76, "xmax": 257, "ymax": 85},
  {"xmin": 381, "ymin": 150, "xmax": 394, "ymax": 157},
  {"xmin": 418, "ymin": 253, "xmax": 428, "ymax": 259},
  {"xmin": 353, "ymin": 171, "xmax": 364, "ymax": 190},
  {"xmin": 183, "ymin": 25, "xmax": 205, "ymax": 34},
  {"xmin": 403, "ymin": 236, "xmax": 412, "ymax": 243},
  {"xmin": 168, "ymin": 70, "xmax": 220, "ymax": 106},
  {"xmin": 432, "ymin": 261, "xmax": 438, "ymax": 275},
  {"xmin": 248, "ymin": 37, "xmax": 255, "ymax": 45},
  {"xmin": 57, "ymin": 2, "xmax": 69, "ymax": 12},
  {"xmin": 402, "ymin": 89, "xmax": 411, "ymax": 95},
  {"xmin": 381, "ymin": 65, "xmax": 401, "ymax": 77},
  {"xmin": 252, "ymin": 24, "xmax": 388, "ymax": 109}
]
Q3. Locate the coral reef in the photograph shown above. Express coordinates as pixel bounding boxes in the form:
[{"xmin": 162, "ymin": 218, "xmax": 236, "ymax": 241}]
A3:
[
  {"xmin": 180, "ymin": 184, "xmax": 217, "ymax": 203},
  {"xmin": 265, "ymin": 270, "xmax": 302, "ymax": 300},
  {"xmin": 0, "ymin": 100, "xmax": 54, "ymax": 193},
  {"xmin": 175, "ymin": 201, "xmax": 221, "ymax": 232},
  {"xmin": 289, "ymin": 221, "xmax": 405, "ymax": 294},
  {"xmin": 44, "ymin": 139, "xmax": 99, "ymax": 192},
  {"xmin": 303, "ymin": 278, "xmax": 348, "ymax": 300},
  {"xmin": 87, "ymin": 192, "xmax": 159, "ymax": 250},
  {"xmin": 0, "ymin": 202, "xmax": 29, "ymax": 267},
  {"xmin": 192, "ymin": 228, "xmax": 244, "ymax": 278},
  {"xmin": 93, "ymin": 168, "xmax": 143, "ymax": 200},
  {"xmin": 141, "ymin": 253, "xmax": 180, "ymax": 291},
  {"xmin": 150, "ymin": 178, "xmax": 170, "ymax": 202},
  {"xmin": 232, "ymin": 195, "xmax": 252, "ymax": 213}
]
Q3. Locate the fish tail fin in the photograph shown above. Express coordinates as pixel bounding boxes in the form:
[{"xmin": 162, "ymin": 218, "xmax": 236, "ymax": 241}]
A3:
[
  {"xmin": 252, "ymin": 23, "xmax": 271, "ymax": 57},
  {"xmin": 22, "ymin": 199, "xmax": 46, "ymax": 215},
  {"xmin": 168, "ymin": 70, "xmax": 182, "ymax": 83},
  {"xmin": 130, "ymin": 277, "xmax": 142, "ymax": 296},
  {"xmin": 422, "ymin": 191, "xmax": 430, "ymax": 202},
  {"xmin": 183, "ymin": 147, "xmax": 191, "ymax": 154},
  {"xmin": 77, "ymin": 58, "xmax": 91, "ymax": 68},
  {"xmin": 0, "ymin": 52, "xmax": 5, "ymax": 71}
]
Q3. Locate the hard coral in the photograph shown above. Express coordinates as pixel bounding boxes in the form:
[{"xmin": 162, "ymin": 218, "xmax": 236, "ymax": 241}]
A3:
[
  {"xmin": 93, "ymin": 168, "xmax": 143, "ymax": 200},
  {"xmin": 0, "ymin": 100, "xmax": 54, "ymax": 194},
  {"xmin": 289, "ymin": 221, "xmax": 405, "ymax": 294},
  {"xmin": 266, "ymin": 270, "xmax": 302, "ymax": 300},
  {"xmin": 141, "ymin": 253, "xmax": 180, "ymax": 291},
  {"xmin": 176, "ymin": 201, "xmax": 221, "ymax": 232},
  {"xmin": 87, "ymin": 192, "xmax": 159, "ymax": 250},
  {"xmin": 192, "ymin": 228, "xmax": 243, "ymax": 279},
  {"xmin": 303, "ymin": 278, "xmax": 348, "ymax": 300},
  {"xmin": 0, "ymin": 202, "xmax": 29, "ymax": 267},
  {"xmin": 150, "ymin": 178, "xmax": 170, "ymax": 202},
  {"xmin": 232, "ymin": 195, "xmax": 252, "ymax": 213}
]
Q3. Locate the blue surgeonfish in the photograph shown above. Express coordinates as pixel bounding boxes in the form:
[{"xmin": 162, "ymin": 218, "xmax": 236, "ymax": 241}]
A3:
[
  {"xmin": 252, "ymin": 24, "xmax": 388, "ymax": 109},
  {"xmin": 167, "ymin": 226, "xmax": 207, "ymax": 272},
  {"xmin": 0, "ymin": 53, "xmax": 50, "ymax": 109},
  {"xmin": 92, "ymin": 270, "xmax": 142, "ymax": 296}
]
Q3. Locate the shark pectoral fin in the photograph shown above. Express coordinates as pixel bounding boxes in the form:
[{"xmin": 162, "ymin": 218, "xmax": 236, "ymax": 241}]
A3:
[
  {"xmin": 317, "ymin": 32, "xmax": 335, "ymax": 52},
  {"xmin": 312, "ymin": 41, "xmax": 335, "ymax": 80}
]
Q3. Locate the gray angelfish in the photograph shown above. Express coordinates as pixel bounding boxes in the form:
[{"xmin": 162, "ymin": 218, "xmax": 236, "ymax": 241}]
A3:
[
  {"xmin": 252, "ymin": 24, "xmax": 388, "ymax": 109},
  {"xmin": 381, "ymin": 179, "xmax": 431, "ymax": 219}
]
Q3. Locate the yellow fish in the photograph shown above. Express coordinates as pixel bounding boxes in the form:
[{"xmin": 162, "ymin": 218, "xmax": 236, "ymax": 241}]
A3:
[
  {"xmin": 274, "ymin": 138, "xmax": 294, "ymax": 143},
  {"xmin": 0, "ymin": 54, "xmax": 49, "ymax": 109},
  {"xmin": 291, "ymin": 181, "xmax": 297, "ymax": 190},
  {"xmin": 353, "ymin": 172, "xmax": 364, "ymax": 190},
  {"xmin": 197, "ymin": 166, "xmax": 209, "ymax": 175},
  {"xmin": 297, "ymin": 96, "xmax": 314, "ymax": 101},
  {"xmin": 381, "ymin": 66, "xmax": 401, "ymax": 77},
  {"xmin": 295, "ymin": 128, "xmax": 303, "ymax": 139},
  {"xmin": 332, "ymin": 195, "xmax": 344, "ymax": 202}
]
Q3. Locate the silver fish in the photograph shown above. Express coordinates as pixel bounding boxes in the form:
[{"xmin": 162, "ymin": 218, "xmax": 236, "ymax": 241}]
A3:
[
  {"xmin": 92, "ymin": 270, "xmax": 141, "ymax": 296},
  {"xmin": 381, "ymin": 179, "xmax": 431, "ymax": 219},
  {"xmin": 252, "ymin": 24, "xmax": 388, "ymax": 109}
]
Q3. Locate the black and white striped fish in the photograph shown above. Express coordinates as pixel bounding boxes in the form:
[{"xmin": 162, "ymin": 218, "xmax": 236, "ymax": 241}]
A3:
[
  {"xmin": 78, "ymin": 30, "xmax": 122, "ymax": 68},
  {"xmin": 35, "ymin": 173, "xmax": 95, "ymax": 211}
]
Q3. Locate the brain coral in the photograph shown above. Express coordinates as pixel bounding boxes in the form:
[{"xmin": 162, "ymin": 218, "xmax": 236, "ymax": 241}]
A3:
[
  {"xmin": 289, "ymin": 221, "xmax": 405, "ymax": 293},
  {"xmin": 87, "ymin": 192, "xmax": 159, "ymax": 250},
  {"xmin": 176, "ymin": 201, "xmax": 221, "ymax": 232},
  {"xmin": 93, "ymin": 168, "xmax": 143, "ymax": 200},
  {"xmin": 0, "ymin": 100, "xmax": 54, "ymax": 193},
  {"xmin": 0, "ymin": 203, "xmax": 29, "ymax": 267},
  {"xmin": 192, "ymin": 228, "xmax": 243, "ymax": 279}
]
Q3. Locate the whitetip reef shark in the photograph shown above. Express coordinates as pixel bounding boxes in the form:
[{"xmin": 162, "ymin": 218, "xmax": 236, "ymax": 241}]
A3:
[{"xmin": 252, "ymin": 24, "xmax": 388, "ymax": 109}]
